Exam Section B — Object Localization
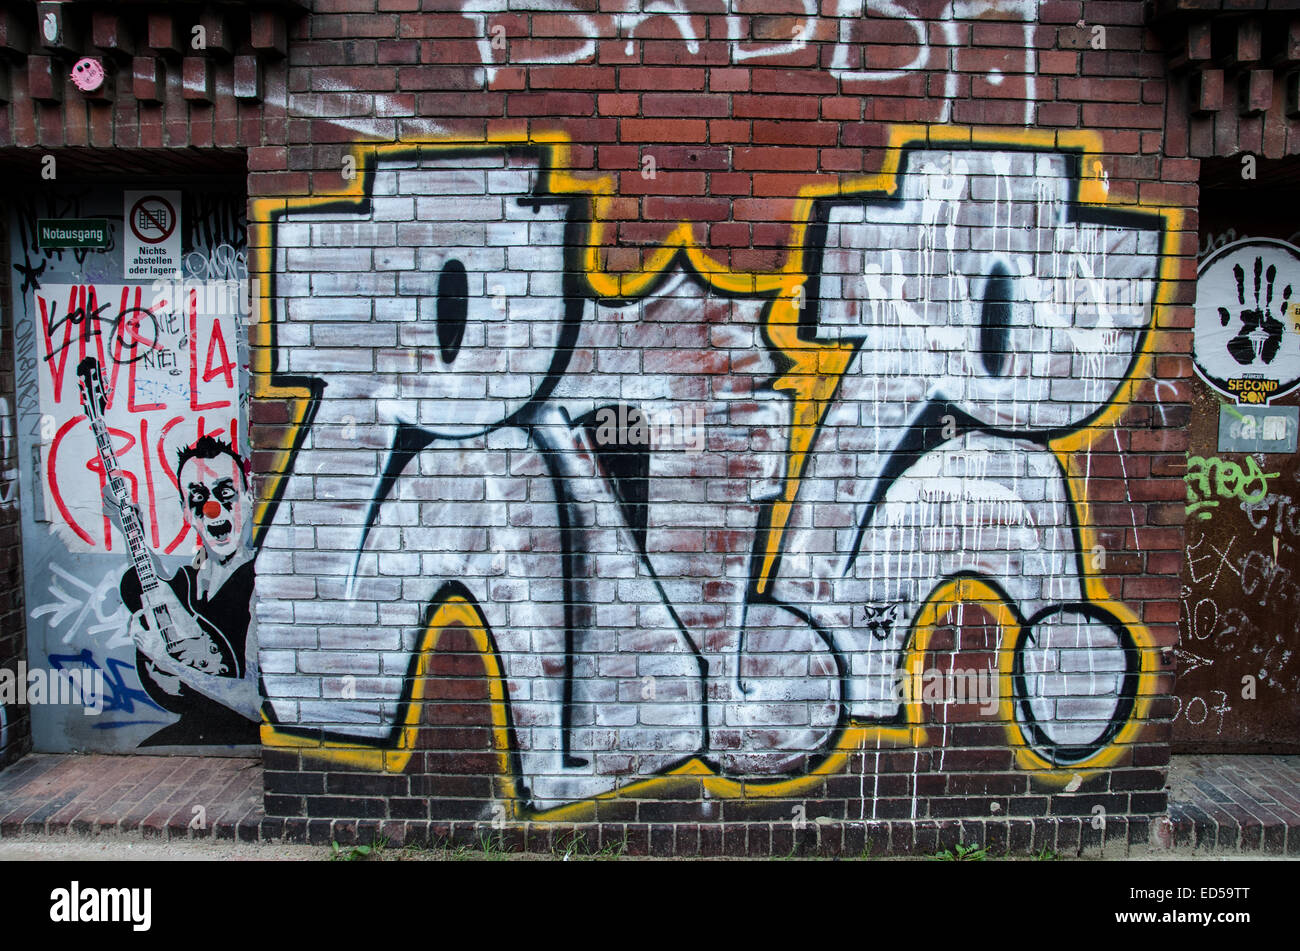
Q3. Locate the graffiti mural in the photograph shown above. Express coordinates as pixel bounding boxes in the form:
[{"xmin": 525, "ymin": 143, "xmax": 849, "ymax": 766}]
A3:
[
  {"xmin": 33, "ymin": 282, "xmax": 241, "ymax": 553},
  {"xmin": 254, "ymin": 127, "xmax": 1171, "ymax": 813},
  {"xmin": 8, "ymin": 187, "xmax": 262, "ymax": 751}
]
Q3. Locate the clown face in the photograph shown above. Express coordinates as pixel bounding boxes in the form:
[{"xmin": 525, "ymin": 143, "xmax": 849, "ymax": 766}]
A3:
[{"xmin": 179, "ymin": 453, "xmax": 247, "ymax": 561}]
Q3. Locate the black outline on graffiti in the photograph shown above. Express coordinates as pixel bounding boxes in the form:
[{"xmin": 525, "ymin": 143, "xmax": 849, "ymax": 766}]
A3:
[
  {"xmin": 258, "ymin": 145, "xmax": 707, "ymax": 787},
  {"xmin": 257, "ymin": 139, "xmax": 1162, "ymax": 804}
]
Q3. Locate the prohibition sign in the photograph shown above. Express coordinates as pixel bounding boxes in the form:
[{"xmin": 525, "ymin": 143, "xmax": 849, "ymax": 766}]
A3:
[{"xmin": 129, "ymin": 195, "xmax": 176, "ymax": 245}]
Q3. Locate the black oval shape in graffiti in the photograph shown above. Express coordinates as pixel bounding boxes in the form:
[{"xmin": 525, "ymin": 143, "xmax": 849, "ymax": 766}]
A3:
[
  {"xmin": 436, "ymin": 258, "xmax": 468, "ymax": 364},
  {"xmin": 980, "ymin": 262, "xmax": 1013, "ymax": 378}
]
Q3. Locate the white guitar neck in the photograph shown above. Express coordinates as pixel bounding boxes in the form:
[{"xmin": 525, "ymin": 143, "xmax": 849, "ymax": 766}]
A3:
[{"xmin": 88, "ymin": 415, "xmax": 175, "ymax": 643}]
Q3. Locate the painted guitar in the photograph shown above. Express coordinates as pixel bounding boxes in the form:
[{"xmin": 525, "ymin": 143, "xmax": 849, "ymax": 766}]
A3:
[{"xmin": 76, "ymin": 357, "xmax": 238, "ymax": 714}]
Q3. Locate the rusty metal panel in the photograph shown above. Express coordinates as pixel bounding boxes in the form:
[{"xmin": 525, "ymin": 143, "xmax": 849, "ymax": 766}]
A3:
[{"xmin": 1179, "ymin": 183, "xmax": 1300, "ymax": 752}]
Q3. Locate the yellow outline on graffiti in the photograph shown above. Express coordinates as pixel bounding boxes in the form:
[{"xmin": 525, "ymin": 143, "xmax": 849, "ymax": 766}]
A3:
[{"xmin": 250, "ymin": 123, "xmax": 1178, "ymax": 819}]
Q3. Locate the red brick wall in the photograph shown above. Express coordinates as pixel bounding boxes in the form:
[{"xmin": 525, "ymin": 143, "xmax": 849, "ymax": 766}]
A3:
[{"xmin": 0, "ymin": 1, "xmax": 1207, "ymax": 855}]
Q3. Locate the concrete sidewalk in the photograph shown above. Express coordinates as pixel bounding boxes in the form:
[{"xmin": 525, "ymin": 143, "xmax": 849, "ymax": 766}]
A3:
[{"xmin": 0, "ymin": 752, "xmax": 1297, "ymax": 857}]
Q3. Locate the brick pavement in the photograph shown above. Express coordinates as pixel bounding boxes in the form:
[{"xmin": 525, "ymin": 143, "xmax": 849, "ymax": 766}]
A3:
[
  {"xmin": 0, "ymin": 754, "xmax": 264, "ymax": 842},
  {"xmin": 1166, "ymin": 754, "xmax": 1300, "ymax": 856}
]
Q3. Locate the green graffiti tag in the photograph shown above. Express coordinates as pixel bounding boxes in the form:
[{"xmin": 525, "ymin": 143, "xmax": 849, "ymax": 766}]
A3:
[{"xmin": 1185, "ymin": 454, "xmax": 1280, "ymax": 520}]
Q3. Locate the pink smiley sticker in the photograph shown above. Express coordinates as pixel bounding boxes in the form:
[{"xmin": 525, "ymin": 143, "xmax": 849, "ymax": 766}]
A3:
[{"xmin": 70, "ymin": 58, "xmax": 105, "ymax": 93}]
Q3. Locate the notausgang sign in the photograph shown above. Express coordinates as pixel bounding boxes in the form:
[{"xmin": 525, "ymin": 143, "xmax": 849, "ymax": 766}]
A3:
[{"xmin": 37, "ymin": 219, "xmax": 111, "ymax": 250}]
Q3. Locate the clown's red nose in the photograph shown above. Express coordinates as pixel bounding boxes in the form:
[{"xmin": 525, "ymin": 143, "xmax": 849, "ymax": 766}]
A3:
[{"xmin": 202, "ymin": 500, "xmax": 222, "ymax": 519}]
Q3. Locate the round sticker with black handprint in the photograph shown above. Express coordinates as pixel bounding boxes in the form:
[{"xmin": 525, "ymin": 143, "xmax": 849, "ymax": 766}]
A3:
[{"xmin": 1194, "ymin": 238, "xmax": 1300, "ymax": 404}]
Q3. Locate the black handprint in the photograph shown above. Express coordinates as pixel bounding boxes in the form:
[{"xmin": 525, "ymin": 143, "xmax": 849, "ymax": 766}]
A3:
[{"xmin": 1219, "ymin": 255, "xmax": 1291, "ymax": 365}]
